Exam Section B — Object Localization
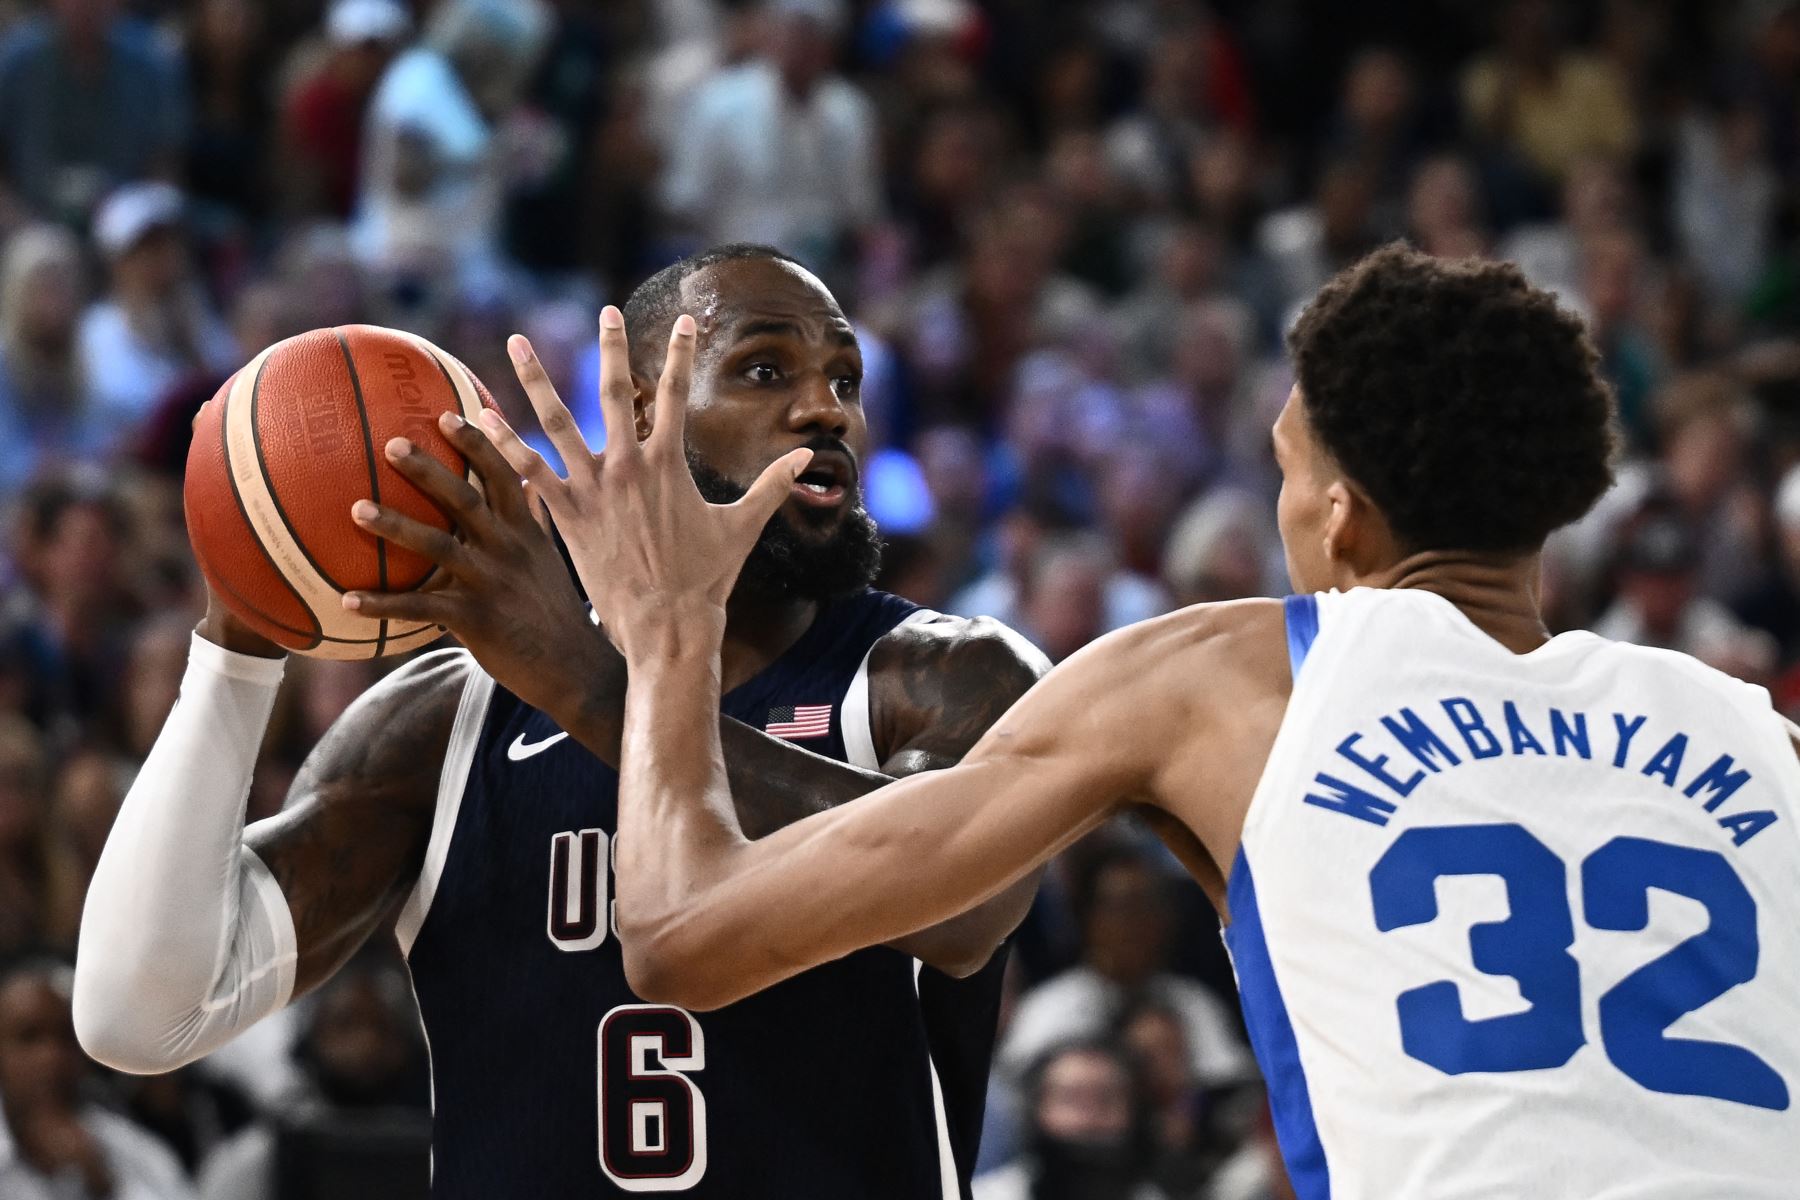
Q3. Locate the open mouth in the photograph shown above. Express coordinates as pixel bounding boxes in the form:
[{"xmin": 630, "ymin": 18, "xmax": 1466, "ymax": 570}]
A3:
[{"xmin": 789, "ymin": 452, "xmax": 852, "ymax": 508}]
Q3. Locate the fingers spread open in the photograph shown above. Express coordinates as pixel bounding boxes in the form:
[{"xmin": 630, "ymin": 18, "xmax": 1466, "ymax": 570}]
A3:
[
  {"xmin": 595, "ymin": 307, "xmax": 640, "ymax": 464},
  {"xmin": 478, "ymin": 407, "xmax": 563, "ymax": 496},
  {"xmin": 509, "ymin": 333, "xmax": 594, "ymax": 471},
  {"xmin": 648, "ymin": 313, "xmax": 696, "ymax": 460}
]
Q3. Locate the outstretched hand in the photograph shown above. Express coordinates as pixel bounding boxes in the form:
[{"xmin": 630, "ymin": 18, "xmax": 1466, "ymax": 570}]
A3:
[{"xmin": 480, "ymin": 305, "xmax": 812, "ymax": 659}]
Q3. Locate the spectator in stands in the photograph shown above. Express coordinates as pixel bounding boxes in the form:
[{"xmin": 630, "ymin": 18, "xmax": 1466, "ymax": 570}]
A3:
[
  {"xmin": 1673, "ymin": 99, "xmax": 1777, "ymax": 310},
  {"xmin": 352, "ymin": 0, "xmax": 550, "ymax": 293},
  {"xmin": 1595, "ymin": 515, "xmax": 1776, "ymax": 679},
  {"xmin": 280, "ymin": 0, "xmax": 411, "ymax": 220},
  {"xmin": 1460, "ymin": 0, "xmax": 1635, "ymax": 186},
  {"xmin": 42, "ymin": 747, "xmax": 127, "ymax": 948},
  {"xmin": 1161, "ymin": 487, "xmax": 1280, "ymax": 608},
  {"xmin": 0, "ymin": 0, "xmax": 188, "ymax": 221},
  {"xmin": 1405, "ymin": 155, "xmax": 1488, "ymax": 259},
  {"xmin": 1736, "ymin": 463, "xmax": 1800, "ymax": 665},
  {"xmin": 1000, "ymin": 844, "xmax": 1251, "ymax": 1088},
  {"xmin": 0, "ymin": 717, "xmax": 48, "ymax": 958},
  {"xmin": 975, "ymin": 1039, "xmax": 1168, "ymax": 1200},
  {"xmin": 1118, "ymin": 997, "xmax": 1246, "ymax": 1197},
  {"xmin": 182, "ymin": 0, "xmax": 275, "ymax": 223},
  {"xmin": 76, "ymin": 183, "xmax": 237, "ymax": 443},
  {"xmin": 0, "ymin": 472, "xmax": 139, "ymax": 744},
  {"xmin": 197, "ymin": 958, "xmax": 430, "ymax": 1200},
  {"xmin": 0, "ymin": 960, "xmax": 194, "ymax": 1200},
  {"xmin": 661, "ymin": 0, "xmax": 881, "ymax": 280},
  {"xmin": 0, "ymin": 224, "xmax": 97, "ymax": 493}
]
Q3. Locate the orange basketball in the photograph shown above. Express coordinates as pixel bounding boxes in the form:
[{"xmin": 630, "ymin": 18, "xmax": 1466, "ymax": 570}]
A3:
[{"xmin": 184, "ymin": 324, "xmax": 496, "ymax": 659}]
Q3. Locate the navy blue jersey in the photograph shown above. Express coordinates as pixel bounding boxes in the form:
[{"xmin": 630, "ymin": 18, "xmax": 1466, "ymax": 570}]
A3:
[{"xmin": 398, "ymin": 591, "xmax": 1007, "ymax": 1198}]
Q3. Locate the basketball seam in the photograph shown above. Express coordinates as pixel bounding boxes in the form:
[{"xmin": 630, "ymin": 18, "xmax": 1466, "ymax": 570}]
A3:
[
  {"xmin": 332, "ymin": 328, "xmax": 389, "ymax": 659},
  {"xmin": 217, "ymin": 366, "xmax": 323, "ymax": 648},
  {"xmin": 251, "ymin": 339, "xmax": 360, "ymax": 599}
]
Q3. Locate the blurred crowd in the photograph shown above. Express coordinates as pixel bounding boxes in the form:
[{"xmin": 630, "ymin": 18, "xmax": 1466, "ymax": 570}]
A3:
[{"xmin": 3, "ymin": 0, "xmax": 1800, "ymax": 1196}]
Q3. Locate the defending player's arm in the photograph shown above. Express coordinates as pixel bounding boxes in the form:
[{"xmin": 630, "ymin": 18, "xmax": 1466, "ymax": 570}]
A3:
[
  {"xmin": 72, "ymin": 603, "xmax": 458, "ymax": 1073},
  {"xmin": 345, "ymin": 356, "xmax": 1046, "ymax": 975},
  {"xmin": 614, "ymin": 613, "xmax": 1180, "ymax": 1010}
]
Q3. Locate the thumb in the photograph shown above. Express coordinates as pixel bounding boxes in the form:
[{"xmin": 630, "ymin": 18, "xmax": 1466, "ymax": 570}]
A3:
[{"xmin": 731, "ymin": 448, "xmax": 813, "ymax": 534}]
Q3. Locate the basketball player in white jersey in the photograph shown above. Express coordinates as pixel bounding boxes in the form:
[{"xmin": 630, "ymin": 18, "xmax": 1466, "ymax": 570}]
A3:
[{"xmin": 475, "ymin": 243, "xmax": 1800, "ymax": 1198}]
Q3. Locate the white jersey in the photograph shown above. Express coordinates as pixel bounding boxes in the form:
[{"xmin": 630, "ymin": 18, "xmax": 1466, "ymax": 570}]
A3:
[{"xmin": 1228, "ymin": 588, "xmax": 1800, "ymax": 1199}]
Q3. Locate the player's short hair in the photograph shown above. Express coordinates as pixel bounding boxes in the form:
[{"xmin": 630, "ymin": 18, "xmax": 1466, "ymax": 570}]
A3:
[
  {"xmin": 621, "ymin": 243, "xmax": 806, "ymax": 378},
  {"xmin": 1288, "ymin": 243, "xmax": 1618, "ymax": 554}
]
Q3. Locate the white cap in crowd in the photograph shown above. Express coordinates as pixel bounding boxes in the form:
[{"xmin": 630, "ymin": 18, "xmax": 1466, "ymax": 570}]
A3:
[
  {"xmin": 329, "ymin": 0, "xmax": 412, "ymax": 46},
  {"xmin": 92, "ymin": 182, "xmax": 184, "ymax": 258}
]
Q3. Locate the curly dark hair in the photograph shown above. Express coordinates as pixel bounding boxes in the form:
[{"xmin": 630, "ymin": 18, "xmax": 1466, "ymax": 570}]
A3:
[{"xmin": 1288, "ymin": 243, "xmax": 1618, "ymax": 554}]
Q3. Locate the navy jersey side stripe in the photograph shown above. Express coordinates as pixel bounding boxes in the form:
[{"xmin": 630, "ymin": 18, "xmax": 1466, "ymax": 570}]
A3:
[
  {"xmin": 1225, "ymin": 847, "xmax": 1330, "ymax": 1199},
  {"xmin": 1284, "ymin": 593, "xmax": 1321, "ymax": 678}
]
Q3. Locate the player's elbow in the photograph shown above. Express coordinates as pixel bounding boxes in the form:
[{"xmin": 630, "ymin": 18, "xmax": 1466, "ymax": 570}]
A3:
[
  {"xmin": 619, "ymin": 912, "xmax": 736, "ymax": 1011},
  {"xmin": 71, "ymin": 968, "xmax": 176, "ymax": 1076},
  {"xmin": 919, "ymin": 944, "xmax": 997, "ymax": 979},
  {"xmin": 620, "ymin": 935, "xmax": 737, "ymax": 1012}
]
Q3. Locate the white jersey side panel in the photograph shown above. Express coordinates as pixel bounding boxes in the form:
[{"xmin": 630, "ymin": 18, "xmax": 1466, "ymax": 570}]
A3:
[{"xmin": 1229, "ymin": 587, "xmax": 1800, "ymax": 1199}]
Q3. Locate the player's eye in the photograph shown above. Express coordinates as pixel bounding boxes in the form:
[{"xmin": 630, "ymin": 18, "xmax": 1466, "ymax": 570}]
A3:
[
  {"xmin": 831, "ymin": 375, "xmax": 861, "ymax": 402},
  {"xmin": 744, "ymin": 362, "xmax": 780, "ymax": 385}
]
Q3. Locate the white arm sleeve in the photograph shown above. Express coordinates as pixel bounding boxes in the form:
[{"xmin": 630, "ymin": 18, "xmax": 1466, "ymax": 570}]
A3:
[{"xmin": 73, "ymin": 634, "xmax": 299, "ymax": 1075}]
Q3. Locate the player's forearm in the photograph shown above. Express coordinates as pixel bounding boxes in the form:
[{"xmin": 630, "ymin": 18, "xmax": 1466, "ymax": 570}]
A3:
[
  {"xmin": 614, "ymin": 610, "xmax": 758, "ymax": 999},
  {"xmin": 571, "ymin": 632, "xmax": 1014, "ymax": 972},
  {"xmin": 559, "ymin": 635, "xmax": 878, "ymax": 835},
  {"xmin": 73, "ymin": 635, "xmax": 298, "ymax": 1073}
]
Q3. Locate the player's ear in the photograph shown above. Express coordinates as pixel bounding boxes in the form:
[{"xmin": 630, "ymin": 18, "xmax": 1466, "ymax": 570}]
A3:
[
  {"xmin": 1322, "ymin": 479, "xmax": 1352, "ymax": 558},
  {"xmin": 630, "ymin": 370, "xmax": 654, "ymax": 443}
]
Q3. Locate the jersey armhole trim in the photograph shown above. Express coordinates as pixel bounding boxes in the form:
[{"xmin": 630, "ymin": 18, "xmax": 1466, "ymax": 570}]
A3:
[
  {"xmin": 913, "ymin": 957, "xmax": 963, "ymax": 1200},
  {"xmin": 1283, "ymin": 593, "xmax": 1321, "ymax": 679},
  {"xmin": 842, "ymin": 608, "xmax": 939, "ymax": 772},
  {"xmin": 1223, "ymin": 847, "xmax": 1330, "ymax": 1199},
  {"xmin": 395, "ymin": 667, "xmax": 496, "ymax": 958}
]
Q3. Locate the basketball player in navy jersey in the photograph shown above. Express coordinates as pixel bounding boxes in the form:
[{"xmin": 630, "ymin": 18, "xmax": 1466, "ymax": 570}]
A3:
[
  {"xmin": 495, "ymin": 245, "xmax": 1800, "ymax": 1196},
  {"xmin": 74, "ymin": 245, "xmax": 1048, "ymax": 1198}
]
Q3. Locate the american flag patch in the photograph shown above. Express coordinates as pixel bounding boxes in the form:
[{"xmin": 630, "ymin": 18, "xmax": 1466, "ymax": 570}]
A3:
[{"xmin": 766, "ymin": 704, "xmax": 832, "ymax": 740}]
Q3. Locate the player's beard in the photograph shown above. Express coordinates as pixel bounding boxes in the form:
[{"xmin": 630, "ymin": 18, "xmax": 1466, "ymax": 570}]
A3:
[{"xmin": 687, "ymin": 448, "xmax": 883, "ymax": 603}]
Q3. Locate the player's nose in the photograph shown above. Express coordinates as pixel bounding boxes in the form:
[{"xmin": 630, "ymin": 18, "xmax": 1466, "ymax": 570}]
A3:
[{"xmin": 786, "ymin": 373, "xmax": 850, "ymax": 439}]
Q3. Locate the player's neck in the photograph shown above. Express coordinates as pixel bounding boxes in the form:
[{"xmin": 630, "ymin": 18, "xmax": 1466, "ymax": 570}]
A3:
[
  {"xmin": 1372, "ymin": 551, "xmax": 1550, "ymax": 655},
  {"xmin": 718, "ymin": 594, "xmax": 820, "ymax": 693}
]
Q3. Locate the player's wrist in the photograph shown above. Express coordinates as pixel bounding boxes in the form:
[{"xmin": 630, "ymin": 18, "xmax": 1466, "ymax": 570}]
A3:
[
  {"xmin": 195, "ymin": 603, "xmax": 288, "ymax": 660},
  {"xmin": 613, "ymin": 595, "xmax": 727, "ymax": 665}
]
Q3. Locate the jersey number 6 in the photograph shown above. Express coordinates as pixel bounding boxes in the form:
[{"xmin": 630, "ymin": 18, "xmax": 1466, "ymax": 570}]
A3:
[
  {"xmin": 1369, "ymin": 823, "xmax": 1789, "ymax": 1110},
  {"xmin": 598, "ymin": 1004, "xmax": 709, "ymax": 1191}
]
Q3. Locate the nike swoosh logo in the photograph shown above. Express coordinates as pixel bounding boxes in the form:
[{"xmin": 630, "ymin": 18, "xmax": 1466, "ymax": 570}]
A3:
[{"xmin": 507, "ymin": 730, "xmax": 571, "ymax": 761}]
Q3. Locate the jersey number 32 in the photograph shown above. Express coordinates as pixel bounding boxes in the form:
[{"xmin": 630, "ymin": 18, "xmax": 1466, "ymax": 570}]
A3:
[{"xmin": 1369, "ymin": 823, "xmax": 1789, "ymax": 1110}]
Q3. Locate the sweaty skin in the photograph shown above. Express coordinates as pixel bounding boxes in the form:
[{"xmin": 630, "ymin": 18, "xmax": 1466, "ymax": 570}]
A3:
[
  {"xmin": 492, "ymin": 307, "xmax": 1590, "ymax": 1011},
  {"xmin": 219, "ymin": 258, "xmax": 1046, "ymax": 996}
]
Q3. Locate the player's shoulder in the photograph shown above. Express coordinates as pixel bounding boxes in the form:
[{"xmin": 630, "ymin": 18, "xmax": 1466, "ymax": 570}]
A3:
[
  {"xmin": 874, "ymin": 610, "xmax": 1049, "ymax": 676},
  {"xmin": 1079, "ymin": 597, "xmax": 1287, "ymax": 682},
  {"xmin": 369, "ymin": 644, "xmax": 476, "ymax": 702},
  {"xmin": 326, "ymin": 645, "xmax": 475, "ymax": 752}
]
